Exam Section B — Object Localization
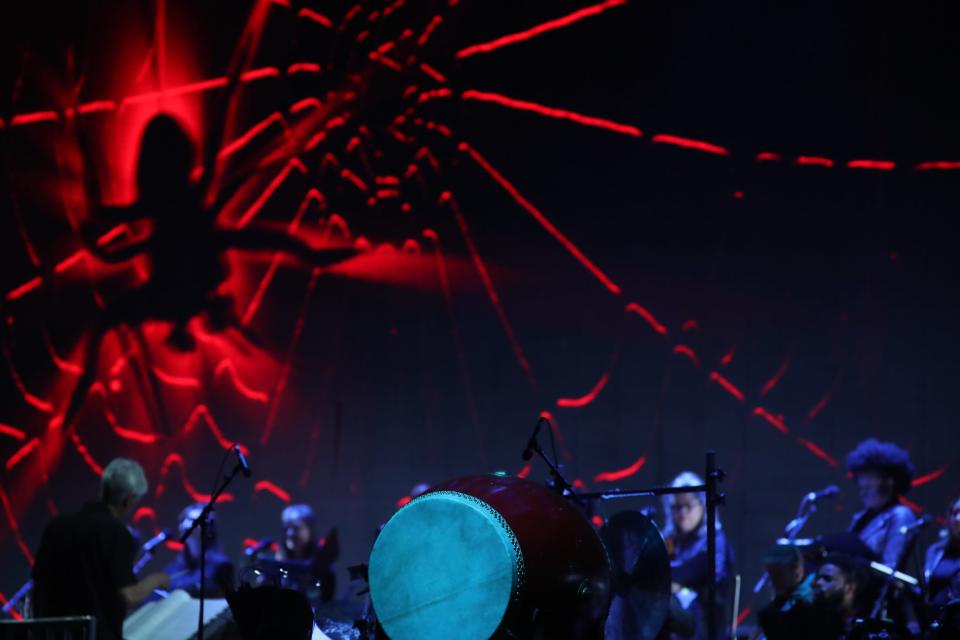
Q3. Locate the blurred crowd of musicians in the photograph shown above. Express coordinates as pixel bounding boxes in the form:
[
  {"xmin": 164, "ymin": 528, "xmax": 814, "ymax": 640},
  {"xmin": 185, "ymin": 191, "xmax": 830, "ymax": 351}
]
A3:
[
  {"xmin": 622, "ymin": 437, "xmax": 958, "ymax": 640},
  {"xmin": 14, "ymin": 435, "xmax": 960, "ymax": 640},
  {"xmin": 26, "ymin": 459, "xmax": 339, "ymax": 640}
]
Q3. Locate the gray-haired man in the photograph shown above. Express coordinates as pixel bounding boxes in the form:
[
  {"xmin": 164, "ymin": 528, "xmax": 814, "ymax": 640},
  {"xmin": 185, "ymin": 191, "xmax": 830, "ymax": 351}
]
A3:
[{"xmin": 32, "ymin": 458, "xmax": 170, "ymax": 639}]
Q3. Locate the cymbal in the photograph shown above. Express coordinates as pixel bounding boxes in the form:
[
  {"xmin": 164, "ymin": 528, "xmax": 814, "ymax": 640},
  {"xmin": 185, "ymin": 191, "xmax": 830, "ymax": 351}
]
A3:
[{"xmin": 599, "ymin": 510, "xmax": 671, "ymax": 640}]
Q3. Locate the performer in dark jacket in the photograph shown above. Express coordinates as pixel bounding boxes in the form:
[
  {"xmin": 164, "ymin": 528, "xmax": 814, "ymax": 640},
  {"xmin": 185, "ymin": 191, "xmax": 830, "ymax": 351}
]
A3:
[
  {"xmin": 924, "ymin": 495, "xmax": 960, "ymax": 607},
  {"xmin": 32, "ymin": 458, "xmax": 170, "ymax": 640},
  {"xmin": 756, "ymin": 544, "xmax": 817, "ymax": 640},
  {"xmin": 845, "ymin": 438, "xmax": 918, "ymax": 569}
]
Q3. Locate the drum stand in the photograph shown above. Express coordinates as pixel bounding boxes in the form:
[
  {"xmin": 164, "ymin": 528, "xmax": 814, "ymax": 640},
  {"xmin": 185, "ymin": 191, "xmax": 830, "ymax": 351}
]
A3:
[{"xmin": 525, "ymin": 422, "xmax": 726, "ymax": 640}]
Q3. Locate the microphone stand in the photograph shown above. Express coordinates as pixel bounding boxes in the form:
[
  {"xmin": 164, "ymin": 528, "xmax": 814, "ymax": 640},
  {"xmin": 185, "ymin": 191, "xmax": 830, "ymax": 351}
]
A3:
[
  {"xmin": 523, "ymin": 418, "xmax": 587, "ymax": 509},
  {"xmin": 753, "ymin": 490, "xmax": 821, "ymax": 594},
  {"xmin": 179, "ymin": 456, "xmax": 246, "ymax": 640},
  {"xmin": 577, "ymin": 451, "xmax": 726, "ymax": 640}
]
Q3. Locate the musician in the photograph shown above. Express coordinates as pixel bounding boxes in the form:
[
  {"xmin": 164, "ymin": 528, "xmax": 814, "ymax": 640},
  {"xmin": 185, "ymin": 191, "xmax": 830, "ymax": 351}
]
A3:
[
  {"xmin": 811, "ymin": 553, "xmax": 865, "ymax": 639},
  {"xmin": 756, "ymin": 544, "xmax": 817, "ymax": 640},
  {"xmin": 275, "ymin": 503, "xmax": 339, "ymax": 603},
  {"xmin": 661, "ymin": 471, "xmax": 734, "ymax": 640},
  {"xmin": 845, "ymin": 438, "xmax": 918, "ymax": 569},
  {"xmin": 924, "ymin": 495, "xmax": 960, "ymax": 607},
  {"xmin": 32, "ymin": 458, "xmax": 170, "ymax": 640},
  {"xmin": 164, "ymin": 503, "xmax": 235, "ymax": 597}
]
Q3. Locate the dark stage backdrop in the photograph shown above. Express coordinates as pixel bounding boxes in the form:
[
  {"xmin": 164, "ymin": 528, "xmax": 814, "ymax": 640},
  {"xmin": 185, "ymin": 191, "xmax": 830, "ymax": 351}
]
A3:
[{"xmin": 2, "ymin": 0, "xmax": 959, "ymax": 625}]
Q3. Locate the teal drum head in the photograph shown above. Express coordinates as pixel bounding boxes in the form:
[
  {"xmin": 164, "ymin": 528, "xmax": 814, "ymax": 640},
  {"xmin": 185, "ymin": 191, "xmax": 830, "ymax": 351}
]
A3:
[{"xmin": 369, "ymin": 490, "xmax": 523, "ymax": 640}]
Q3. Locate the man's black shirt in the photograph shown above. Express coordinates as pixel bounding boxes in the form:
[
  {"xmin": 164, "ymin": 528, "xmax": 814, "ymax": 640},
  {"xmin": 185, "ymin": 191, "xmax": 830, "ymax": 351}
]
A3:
[{"xmin": 32, "ymin": 502, "xmax": 137, "ymax": 640}]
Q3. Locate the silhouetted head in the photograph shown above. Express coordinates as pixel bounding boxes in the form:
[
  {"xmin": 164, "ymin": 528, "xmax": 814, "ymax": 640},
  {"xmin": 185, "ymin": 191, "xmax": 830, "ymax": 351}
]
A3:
[
  {"xmin": 136, "ymin": 114, "xmax": 195, "ymax": 203},
  {"xmin": 846, "ymin": 438, "xmax": 915, "ymax": 509}
]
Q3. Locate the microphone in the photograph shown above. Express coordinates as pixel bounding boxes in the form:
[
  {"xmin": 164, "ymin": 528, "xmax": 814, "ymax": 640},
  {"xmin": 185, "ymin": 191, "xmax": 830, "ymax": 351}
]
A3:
[
  {"xmin": 142, "ymin": 528, "xmax": 172, "ymax": 553},
  {"xmin": 520, "ymin": 421, "xmax": 543, "ymax": 461},
  {"xmin": 899, "ymin": 515, "xmax": 933, "ymax": 536},
  {"xmin": 244, "ymin": 537, "xmax": 273, "ymax": 557},
  {"xmin": 233, "ymin": 444, "xmax": 252, "ymax": 478},
  {"xmin": 805, "ymin": 485, "xmax": 839, "ymax": 503}
]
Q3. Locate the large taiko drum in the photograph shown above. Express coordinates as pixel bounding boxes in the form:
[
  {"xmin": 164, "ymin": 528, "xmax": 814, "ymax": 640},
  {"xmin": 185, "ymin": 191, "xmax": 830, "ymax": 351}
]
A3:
[{"xmin": 368, "ymin": 474, "xmax": 611, "ymax": 640}]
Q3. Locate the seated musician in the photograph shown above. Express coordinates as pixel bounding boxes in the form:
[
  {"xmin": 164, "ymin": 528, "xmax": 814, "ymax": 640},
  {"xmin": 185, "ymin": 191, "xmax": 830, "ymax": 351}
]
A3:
[
  {"xmin": 845, "ymin": 438, "xmax": 918, "ymax": 568},
  {"xmin": 811, "ymin": 553, "xmax": 867, "ymax": 639},
  {"xmin": 164, "ymin": 503, "xmax": 235, "ymax": 597},
  {"xmin": 661, "ymin": 471, "xmax": 734, "ymax": 640},
  {"xmin": 925, "ymin": 495, "xmax": 960, "ymax": 607},
  {"xmin": 756, "ymin": 544, "xmax": 816, "ymax": 640},
  {"xmin": 275, "ymin": 503, "xmax": 339, "ymax": 603},
  {"xmin": 32, "ymin": 458, "xmax": 170, "ymax": 640}
]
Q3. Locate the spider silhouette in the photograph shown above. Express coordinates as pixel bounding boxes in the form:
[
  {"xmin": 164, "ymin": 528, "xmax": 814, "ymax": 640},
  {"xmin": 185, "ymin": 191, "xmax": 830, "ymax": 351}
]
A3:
[{"xmin": 60, "ymin": 96, "xmax": 357, "ymax": 433}]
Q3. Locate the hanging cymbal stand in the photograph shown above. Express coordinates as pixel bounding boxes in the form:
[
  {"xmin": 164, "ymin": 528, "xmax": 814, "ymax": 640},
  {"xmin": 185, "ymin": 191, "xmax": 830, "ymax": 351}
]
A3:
[{"xmin": 575, "ymin": 451, "xmax": 727, "ymax": 640}]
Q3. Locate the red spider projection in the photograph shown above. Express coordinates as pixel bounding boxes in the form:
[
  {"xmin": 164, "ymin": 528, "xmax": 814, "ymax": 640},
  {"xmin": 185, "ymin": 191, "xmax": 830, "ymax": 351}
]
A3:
[{"xmin": 0, "ymin": 0, "xmax": 955, "ymax": 609}]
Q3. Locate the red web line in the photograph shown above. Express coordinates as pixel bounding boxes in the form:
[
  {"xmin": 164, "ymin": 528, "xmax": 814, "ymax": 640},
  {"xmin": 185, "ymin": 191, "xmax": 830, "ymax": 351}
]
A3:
[
  {"xmin": 298, "ymin": 8, "xmax": 333, "ymax": 28},
  {"xmin": 457, "ymin": 0, "xmax": 628, "ymax": 59},
  {"xmin": 462, "ymin": 90, "xmax": 641, "ymax": 137},
  {"xmin": 625, "ymin": 302, "xmax": 668, "ymax": 335},
  {"xmin": 651, "ymin": 134, "xmax": 729, "ymax": 156},
  {"xmin": 708, "ymin": 371, "xmax": 745, "ymax": 402},
  {"xmin": 440, "ymin": 191, "xmax": 536, "ymax": 387},
  {"xmin": 260, "ymin": 268, "xmax": 321, "ymax": 445},
  {"xmin": 760, "ymin": 352, "xmax": 792, "ymax": 396},
  {"xmin": 912, "ymin": 466, "xmax": 947, "ymax": 487},
  {"xmin": 254, "ymin": 480, "xmax": 291, "ymax": 502},
  {"xmin": 0, "ymin": 423, "xmax": 27, "ymax": 441},
  {"xmin": 0, "ymin": 486, "xmax": 34, "ymax": 564},
  {"xmin": 673, "ymin": 344, "xmax": 701, "ymax": 367},
  {"xmin": 459, "ymin": 141, "xmax": 622, "ymax": 295},
  {"xmin": 422, "ymin": 229, "xmax": 484, "ymax": 449},
  {"xmin": 557, "ymin": 371, "xmax": 610, "ymax": 408},
  {"xmin": 0, "ymin": 591, "xmax": 24, "ymax": 620},
  {"xmin": 214, "ymin": 359, "xmax": 270, "ymax": 403},
  {"xmin": 156, "ymin": 453, "xmax": 234, "ymax": 503},
  {"xmin": 242, "ymin": 188, "xmax": 324, "ymax": 326},
  {"xmin": 593, "ymin": 455, "xmax": 646, "ymax": 483}
]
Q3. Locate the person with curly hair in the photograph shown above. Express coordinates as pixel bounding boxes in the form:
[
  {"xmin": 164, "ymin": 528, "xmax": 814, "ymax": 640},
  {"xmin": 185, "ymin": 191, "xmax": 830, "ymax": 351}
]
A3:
[{"xmin": 845, "ymin": 438, "xmax": 918, "ymax": 569}]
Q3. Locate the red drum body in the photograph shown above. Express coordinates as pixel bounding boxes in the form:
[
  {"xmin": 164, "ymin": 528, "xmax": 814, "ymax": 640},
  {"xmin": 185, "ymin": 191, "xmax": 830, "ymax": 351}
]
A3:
[{"xmin": 369, "ymin": 474, "xmax": 611, "ymax": 640}]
